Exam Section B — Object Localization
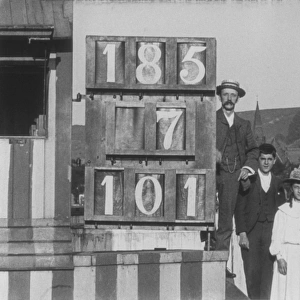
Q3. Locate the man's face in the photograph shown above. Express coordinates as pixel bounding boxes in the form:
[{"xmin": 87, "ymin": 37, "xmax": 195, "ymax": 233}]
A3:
[
  {"xmin": 258, "ymin": 153, "xmax": 276, "ymax": 174},
  {"xmin": 220, "ymin": 88, "xmax": 239, "ymax": 111}
]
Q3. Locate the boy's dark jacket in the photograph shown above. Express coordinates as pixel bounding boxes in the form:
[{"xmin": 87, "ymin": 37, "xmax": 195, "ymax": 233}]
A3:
[{"xmin": 235, "ymin": 173, "xmax": 286, "ymax": 234}]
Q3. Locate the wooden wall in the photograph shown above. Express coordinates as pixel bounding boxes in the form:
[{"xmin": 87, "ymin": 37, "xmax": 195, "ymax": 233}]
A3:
[
  {"xmin": 0, "ymin": 47, "xmax": 73, "ymax": 273},
  {"xmin": 0, "ymin": 0, "xmax": 72, "ymax": 39},
  {"xmin": 0, "ymin": 250, "xmax": 228, "ymax": 300}
]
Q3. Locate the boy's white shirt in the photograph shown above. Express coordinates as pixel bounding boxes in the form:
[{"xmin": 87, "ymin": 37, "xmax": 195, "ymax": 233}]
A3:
[{"xmin": 258, "ymin": 168, "xmax": 271, "ymax": 192}]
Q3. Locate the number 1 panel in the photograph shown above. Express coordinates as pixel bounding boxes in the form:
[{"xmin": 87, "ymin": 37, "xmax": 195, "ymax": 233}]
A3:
[
  {"xmin": 95, "ymin": 41, "xmax": 125, "ymax": 84},
  {"xmin": 176, "ymin": 172, "xmax": 206, "ymax": 221}
]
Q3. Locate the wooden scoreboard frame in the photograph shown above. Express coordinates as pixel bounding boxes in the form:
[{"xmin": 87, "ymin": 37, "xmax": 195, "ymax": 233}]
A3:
[
  {"xmin": 86, "ymin": 36, "xmax": 216, "ymax": 94},
  {"xmin": 84, "ymin": 35, "xmax": 216, "ymax": 229}
]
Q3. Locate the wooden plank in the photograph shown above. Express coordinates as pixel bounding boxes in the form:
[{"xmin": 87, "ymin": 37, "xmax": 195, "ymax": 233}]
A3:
[
  {"xmin": 44, "ymin": 69, "xmax": 56, "ymax": 219},
  {"xmin": 74, "ymin": 267, "xmax": 96, "ymax": 300},
  {"xmin": 160, "ymin": 264, "xmax": 181, "ymax": 300},
  {"xmin": 195, "ymin": 97, "xmax": 216, "ymax": 169},
  {"xmin": 117, "ymin": 265, "xmax": 138, "ymax": 300},
  {"xmin": 123, "ymin": 168, "xmax": 135, "ymax": 219},
  {"xmin": 145, "ymin": 101, "xmax": 156, "ymax": 151},
  {"xmin": 138, "ymin": 261, "xmax": 160, "ymax": 300},
  {"xmin": 41, "ymin": 1, "xmax": 55, "ymax": 25},
  {"xmin": 205, "ymin": 38, "xmax": 217, "ymax": 91},
  {"xmin": 30, "ymin": 271, "xmax": 52, "ymax": 300},
  {"xmin": 52, "ymin": 1, "xmax": 71, "ymax": 38},
  {"xmin": 86, "ymin": 95, "xmax": 105, "ymax": 166},
  {"xmin": 115, "ymin": 105, "xmax": 145, "ymax": 151},
  {"xmin": 0, "ymin": 272, "xmax": 8, "ymax": 300},
  {"xmin": 63, "ymin": 1, "xmax": 73, "ymax": 23},
  {"xmin": 0, "ymin": 255, "xmax": 73, "ymax": 271},
  {"xmin": 52, "ymin": 270, "xmax": 74, "ymax": 300},
  {"xmin": 25, "ymin": 0, "xmax": 44, "ymax": 25},
  {"xmin": 86, "ymin": 36, "xmax": 96, "ymax": 88},
  {"xmin": 0, "ymin": 140, "xmax": 11, "ymax": 219},
  {"xmin": 55, "ymin": 51, "xmax": 72, "ymax": 220},
  {"xmin": 202, "ymin": 262, "xmax": 226, "ymax": 299},
  {"xmin": 126, "ymin": 36, "xmax": 136, "ymax": 88},
  {"xmin": 164, "ymin": 169, "xmax": 176, "ymax": 221},
  {"xmin": 11, "ymin": 141, "xmax": 31, "ymax": 219},
  {"xmin": 9, "ymin": 271, "xmax": 30, "ymax": 300},
  {"xmin": 31, "ymin": 139, "xmax": 45, "ymax": 219},
  {"xmin": 185, "ymin": 99, "xmax": 196, "ymax": 155},
  {"xmin": 105, "ymin": 149, "xmax": 191, "ymax": 156},
  {"xmin": 84, "ymin": 167, "xmax": 95, "ymax": 220},
  {"xmin": 96, "ymin": 265, "xmax": 117, "ymax": 300},
  {"xmin": 10, "ymin": 0, "xmax": 28, "ymax": 25},
  {"xmin": 205, "ymin": 169, "xmax": 216, "ymax": 223},
  {"xmin": 105, "ymin": 101, "xmax": 116, "ymax": 155},
  {"xmin": 166, "ymin": 38, "xmax": 177, "ymax": 86},
  {"xmin": 0, "ymin": 0, "xmax": 12, "ymax": 26},
  {"xmin": 180, "ymin": 262, "xmax": 202, "ymax": 300}
]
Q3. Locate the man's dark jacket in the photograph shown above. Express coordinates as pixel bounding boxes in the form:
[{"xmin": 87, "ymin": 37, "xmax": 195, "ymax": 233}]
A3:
[
  {"xmin": 235, "ymin": 173, "xmax": 286, "ymax": 234},
  {"xmin": 216, "ymin": 108, "xmax": 259, "ymax": 171}
]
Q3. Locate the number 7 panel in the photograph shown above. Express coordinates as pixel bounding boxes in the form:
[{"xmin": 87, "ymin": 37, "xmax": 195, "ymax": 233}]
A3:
[{"xmin": 105, "ymin": 100, "xmax": 196, "ymax": 158}]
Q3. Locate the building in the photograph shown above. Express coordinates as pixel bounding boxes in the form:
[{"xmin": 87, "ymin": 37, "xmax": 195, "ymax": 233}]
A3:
[{"xmin": 0, "ymin": 1, "xmax": 231, "ymax": 299}]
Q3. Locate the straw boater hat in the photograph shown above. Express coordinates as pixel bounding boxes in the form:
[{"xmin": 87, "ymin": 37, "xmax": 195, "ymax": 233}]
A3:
[
  {"xmin": 216, "ymin": 80, "xmax": 246, "ymax": 98},
  {"xmin": 284, "ymin": 166, "xmax": 300, "ymax": 184}
]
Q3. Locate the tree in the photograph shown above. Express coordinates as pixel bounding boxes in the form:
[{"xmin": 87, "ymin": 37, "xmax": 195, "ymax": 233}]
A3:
[{"xmin": 286, "ymin": 110, "xmax": 300, "ymax": 145}]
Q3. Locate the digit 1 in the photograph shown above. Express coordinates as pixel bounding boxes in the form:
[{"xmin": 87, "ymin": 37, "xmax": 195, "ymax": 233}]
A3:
[
  {"xmin": 184, "ymin": 177, "xmax": 197, "ymax": 217},
  {"xmin": 103, "ymin": 44, "xmax": 116, "ymax": 83},
  {"xmin": 101, "ymin": 175, "xmax": 114, "ymax": 215}
]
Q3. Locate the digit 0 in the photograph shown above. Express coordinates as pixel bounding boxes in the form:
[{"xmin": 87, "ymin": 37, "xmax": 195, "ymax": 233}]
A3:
[{"xmin": 135, "ymin": 176, "xmax": 162, "ymax": 215}]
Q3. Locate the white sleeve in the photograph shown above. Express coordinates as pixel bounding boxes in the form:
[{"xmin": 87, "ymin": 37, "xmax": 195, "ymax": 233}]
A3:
[
  {"xmin": 242, "ymin": 166, "xmax": 255, "ymax": 175},
  {"xmin": 269, "ymin": 210, "xmax": 286, "ymax": 259}
]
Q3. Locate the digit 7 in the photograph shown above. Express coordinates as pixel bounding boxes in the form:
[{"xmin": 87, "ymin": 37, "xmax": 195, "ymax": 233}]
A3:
[{"xmin": 157, "ymin": 110, "xmax": 183, "ymax": 150}]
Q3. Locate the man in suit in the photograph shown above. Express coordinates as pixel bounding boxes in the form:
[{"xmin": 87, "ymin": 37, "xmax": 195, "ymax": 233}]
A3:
[
  {"xmin": 215, "ymin": 80, "xmax": 259, "ymax": 277},
  {"xmin": 235, "ymin": 143, "xmax": 286, "ymax": 299}
]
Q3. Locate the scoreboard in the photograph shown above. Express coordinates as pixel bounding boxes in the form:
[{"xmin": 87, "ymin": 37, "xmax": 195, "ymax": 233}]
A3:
[
  {"xmin": 84, "ymin": 36, "xmax": 216, "ymax": 229},
  {"xmin": 86, "ymin": 36, "xmax": 216, "ymax": 93}
]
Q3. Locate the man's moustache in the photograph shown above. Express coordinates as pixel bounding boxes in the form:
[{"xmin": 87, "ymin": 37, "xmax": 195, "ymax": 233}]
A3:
[{"xmin": 224, "ymin": 101, "xmax": 234, "ymax": 105}]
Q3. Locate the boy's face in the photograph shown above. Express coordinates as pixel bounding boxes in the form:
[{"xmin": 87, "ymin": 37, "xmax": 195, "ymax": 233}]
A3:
[{"xmin": 258, "ymin": 153, "xmax": 276, "ymax": 174}]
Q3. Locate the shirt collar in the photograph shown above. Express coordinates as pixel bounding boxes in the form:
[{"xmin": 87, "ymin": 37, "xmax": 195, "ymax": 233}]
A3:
[{"xmin": 222, "ymin": 109, "xmax": 235, "ymax": 127}]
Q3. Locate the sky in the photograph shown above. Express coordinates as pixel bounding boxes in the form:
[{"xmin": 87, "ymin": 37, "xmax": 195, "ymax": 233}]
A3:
[{"xmin": 73, "ymin": 0, "xmax": 300, "ymax": 121}]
